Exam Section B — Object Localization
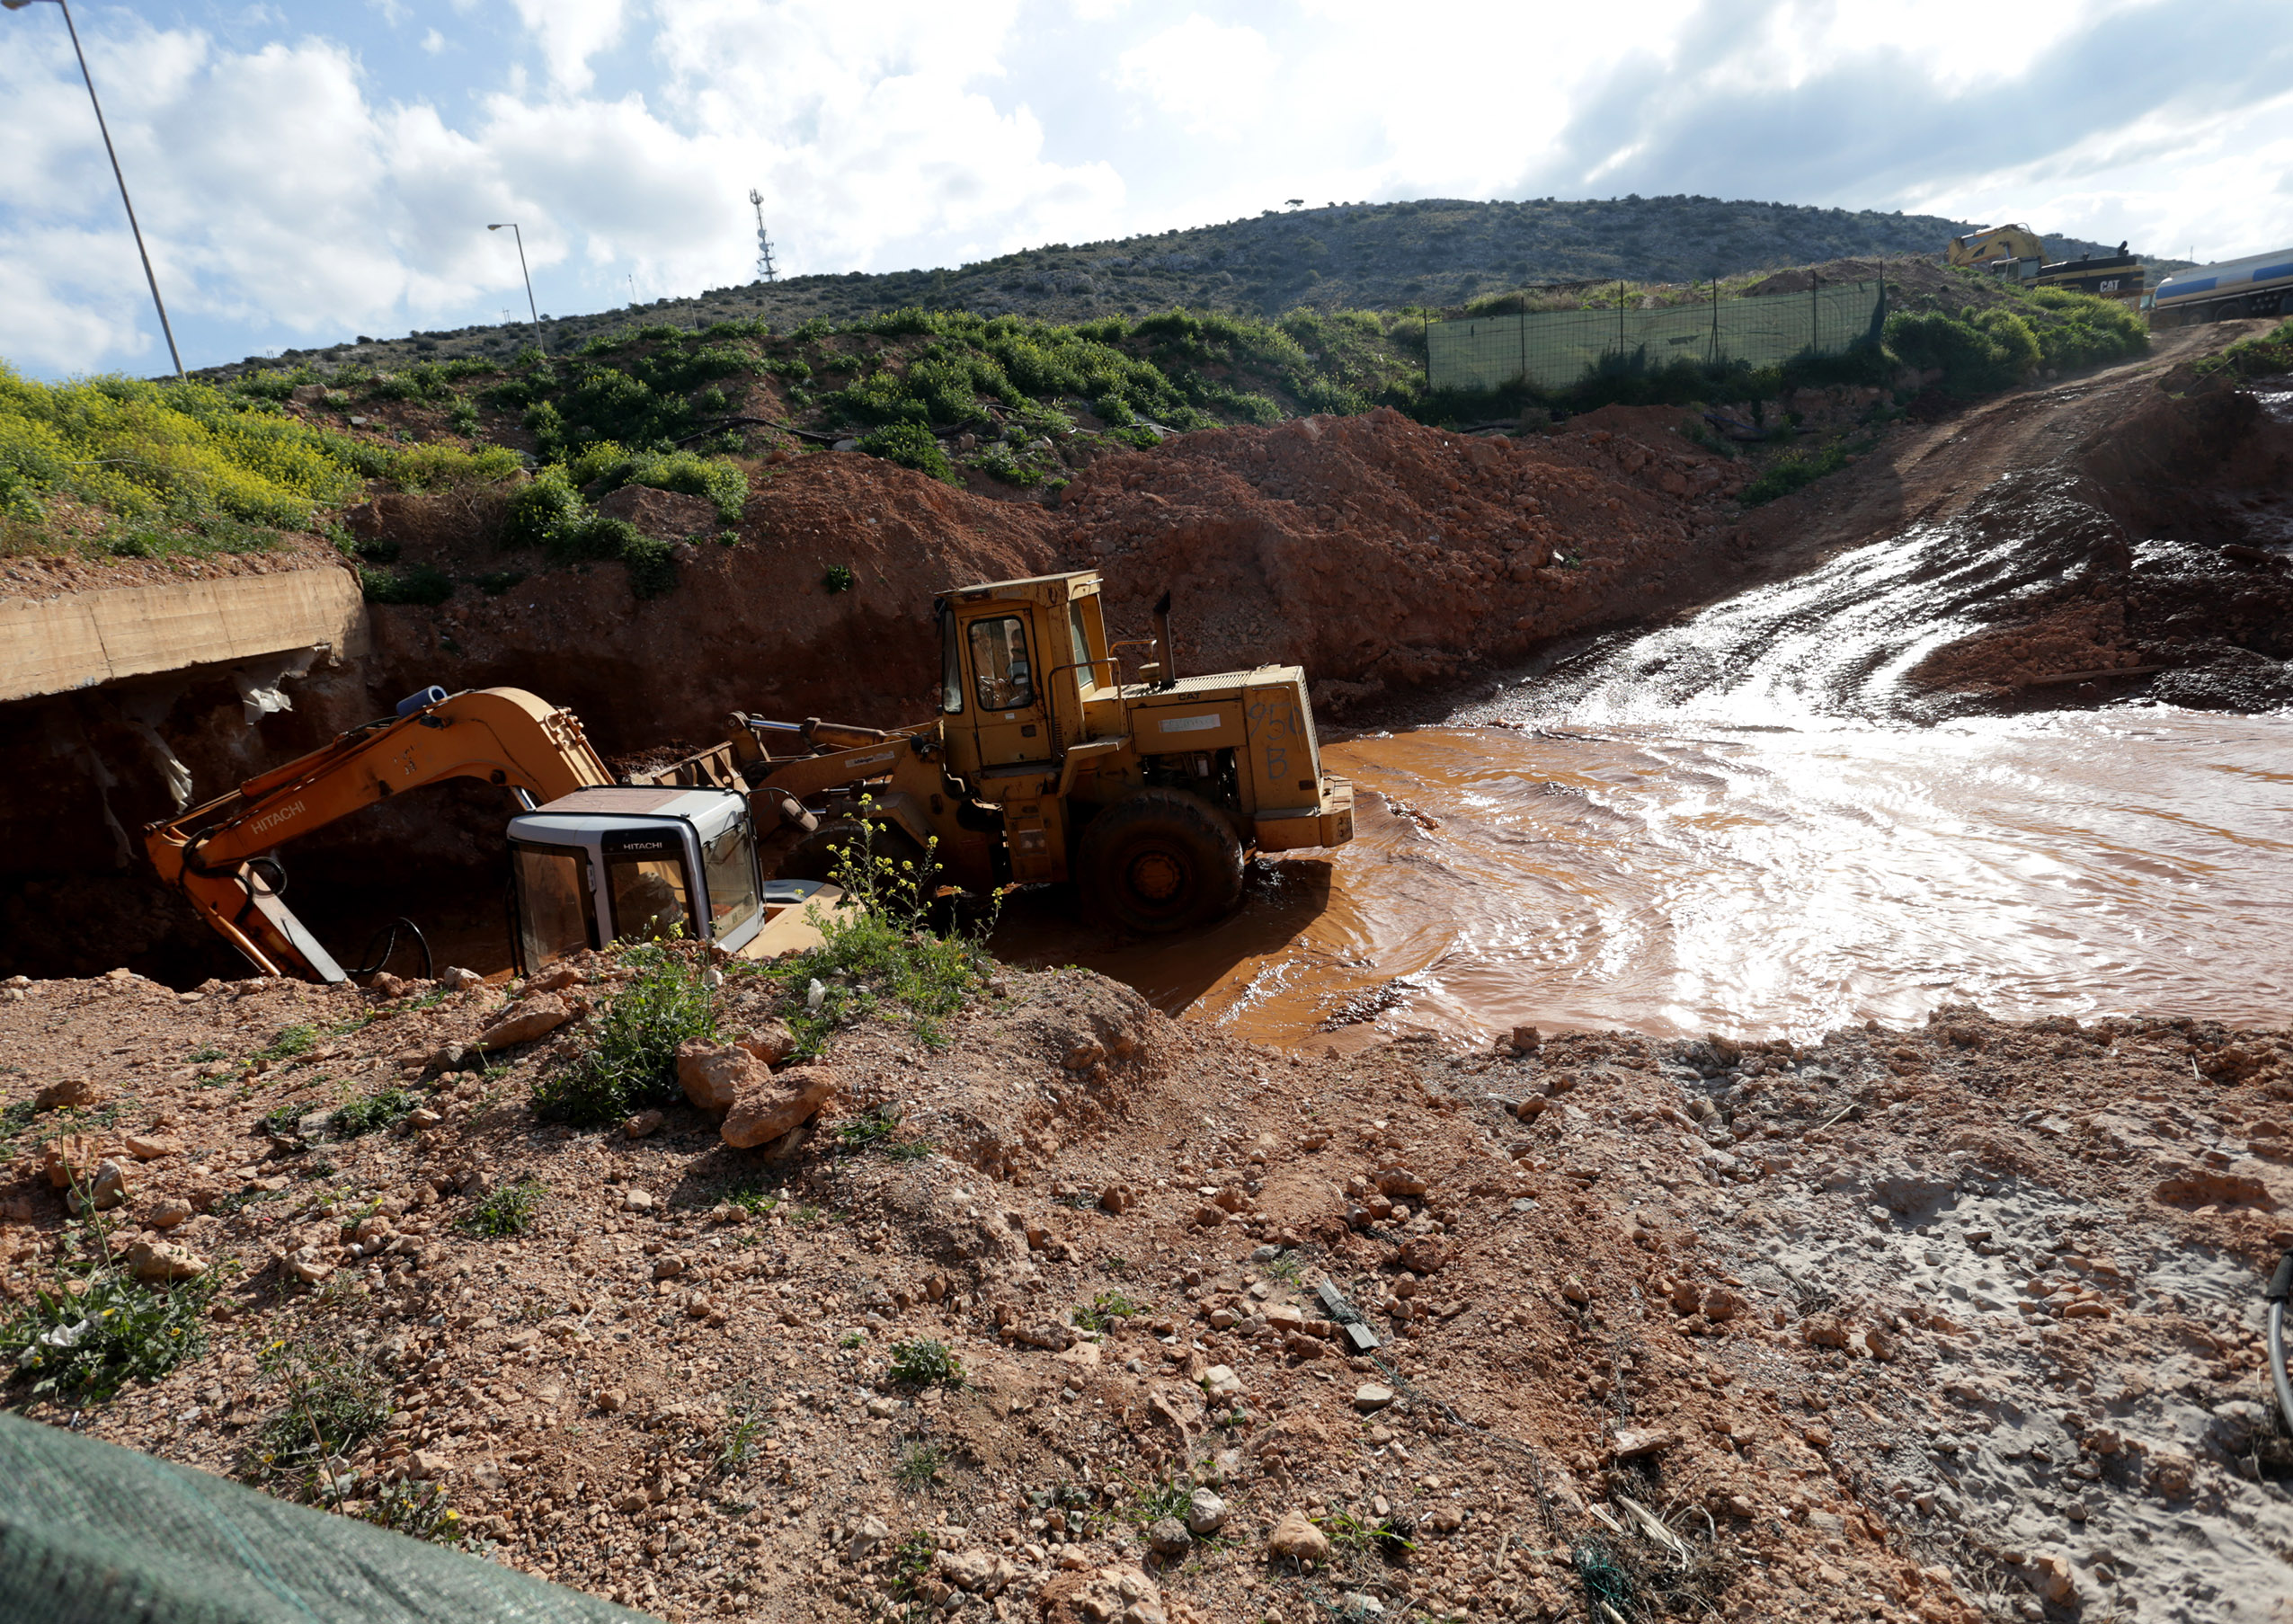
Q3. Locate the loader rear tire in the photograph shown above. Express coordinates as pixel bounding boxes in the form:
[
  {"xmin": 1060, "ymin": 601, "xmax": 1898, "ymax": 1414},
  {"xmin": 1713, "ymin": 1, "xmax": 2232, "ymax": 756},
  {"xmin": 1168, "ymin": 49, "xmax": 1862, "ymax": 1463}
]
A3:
[{"xmin": 1077, "ymin": 788, "xmax": 1244, "ymax": 934}]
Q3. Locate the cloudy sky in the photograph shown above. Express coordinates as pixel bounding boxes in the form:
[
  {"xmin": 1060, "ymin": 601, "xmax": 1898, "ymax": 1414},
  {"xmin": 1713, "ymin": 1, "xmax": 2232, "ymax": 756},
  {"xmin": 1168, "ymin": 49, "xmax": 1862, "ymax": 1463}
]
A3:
[{"xmin": 6, "ymin": 0, "xmax": 2290, "ymax": 377}]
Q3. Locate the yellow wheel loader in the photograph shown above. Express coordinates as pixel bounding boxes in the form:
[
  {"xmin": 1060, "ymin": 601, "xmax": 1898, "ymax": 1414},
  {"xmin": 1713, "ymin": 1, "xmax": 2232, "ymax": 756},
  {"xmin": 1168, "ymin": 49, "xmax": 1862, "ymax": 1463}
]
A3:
[{"xmin": 724, "ymin": 569, "xmax": 1355, "ymax": 933}]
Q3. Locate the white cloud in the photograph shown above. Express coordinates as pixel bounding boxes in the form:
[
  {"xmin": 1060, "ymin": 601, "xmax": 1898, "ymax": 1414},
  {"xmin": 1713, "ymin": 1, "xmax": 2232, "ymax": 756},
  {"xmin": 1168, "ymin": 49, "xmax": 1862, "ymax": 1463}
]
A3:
[
  {"xmin": 1115, "ymin": 16, "xmax": 1279, "ymax": 138},
  {"xmin": 505, "ymin": 0, "xmax": 630, "ymax": 93},
  {"xmin": 3, "ymin": 0, "xmax": 2290, "ymax": 377}
]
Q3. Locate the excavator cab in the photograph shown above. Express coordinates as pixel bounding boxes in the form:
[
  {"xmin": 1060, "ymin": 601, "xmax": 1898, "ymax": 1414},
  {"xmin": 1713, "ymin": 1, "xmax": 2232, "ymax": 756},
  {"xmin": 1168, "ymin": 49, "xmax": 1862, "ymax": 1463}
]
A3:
[{"xmin": 505, "ymin": 785, "xmax": 777, "ymax": 972}]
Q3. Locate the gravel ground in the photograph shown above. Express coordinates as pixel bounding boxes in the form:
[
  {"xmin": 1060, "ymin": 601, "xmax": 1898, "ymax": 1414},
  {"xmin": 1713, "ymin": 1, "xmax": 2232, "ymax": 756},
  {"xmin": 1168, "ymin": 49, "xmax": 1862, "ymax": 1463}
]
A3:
[{"xmin": 4, "ymin": 959, "xmax": 2291, "ymax": 1622}]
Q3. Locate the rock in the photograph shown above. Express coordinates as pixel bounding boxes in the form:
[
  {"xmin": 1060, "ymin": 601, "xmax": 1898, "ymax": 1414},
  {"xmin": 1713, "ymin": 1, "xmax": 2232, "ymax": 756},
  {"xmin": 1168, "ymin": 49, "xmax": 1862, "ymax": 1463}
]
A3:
[
  {"xmin": 408, "ymin": 1107, "xmax": 441, "ymax": 1128},
  {"xmin": 527, "ymin": 964, "xmax": 582, "ymax": 994},
  {"xmin": 1423, "ymin": 1505, "xmax": 1462, "ymax": 1535},
  {"xmin": 1267, "ymin": 1510, "xmax": 1330, "ymax": 1563},
  {"xmin": 1264, "ymin": 1303, "xmax": 1305, "ymax": 1334},
  {"xmin": 850, "ymin": 1515, "xmax": 890, "ymax": 1560},
  {"xmin": 123, "ymin": 1134, "xmax": 182, "ymax": 1162},
  {"xmin": 126, "ymin": 1240, "xmax": 209, "ymax": 1282},
  {"xmin": 1014, "ymin": 1321, "xmax": 1076, "ymax": 1352},
  {"xmin": 596, "ymin": 1388, "xmax": 627, "ymax": 1413},
  {"xmin": 620, "ymin": 1187, "xmax": 656, "ymax": 1211},
  {"xmin": 624, "ymin": 1111, "xmax": 663, "ymax": 1140},
  {"xmin": 1099, "ymin": 1185, "xmax": 1131, "ymax": 1215},
  {"xmin": 2147, "ymin": 1451, "xmax": 2196, "ymax": 1500},
  {"xmin": 77, "ymin": 1159, "xmax": 131, "ymax": 1211},
  {"xmin": 35, "ymin": 1077, "xmax": 102, "ymax": 1111},
  {"xmin": 1394, "ymin": 1237, "xmax": 1450, "ymax": 1274},
  {"xmin": 737, "ymin": 1021, "xmax": 797, "ymax": 1066},
  {"xmin": 937, "ymin": 1549, "xmax": 1000, "ymax": 1592},
  {"xmin": 1063, "ymin": 1042, "xmax": 1106, "ymax": 1070},
  {"xmin": 1203, "ymin": 1365, "xmax": 1243, "ymax": 1398},
  {"xmin": 369, "ymin": 972, "xmax": 406, "ymax": 998},
  {"xmin": 1800, "ymin": 1313, "xmax": 1849, "ymax": 1349},
  {"xmin": 282, "ymin": 1245, "xmax": 333, "ymax": 1284},
  {"xmin": 1611, "ymin": 1426, "xmax": 1675, "ymax": 1460},
  {"xmin": 1857, "ymin": 1324, "xmax": 1898, "ymax": 1360},
  {"xmin": 147, "ymin": 1197, "xmax": 194, "ymax": 1230},
  {"xmin": 474, "ymin": 995, "xmax": 571, "ymax": 1051},
  {"xmin": 1185, "ymin": 1488, "xmax": 1230, "ymax": 1535},
  {"xmin": 2154, "ymin": 1166, "xmax": 2271, "ymax": 1207},
  {"xmin": 1354, "ymin": 1383, "xmax": 1396, "ymax": 1412},
  {"xmin": 1146, "ymin": 1517, "xmax": 1192, "ymax": 1557},
  {"xmin": 1559, "ymin": 1277, "xmax": 1590, "ymax": 1305},
  {"xmin": 1669, "ymin": 1279, "xmax": 1702, "ymax": 1313},
  {"xmin": 409, "ymin": 1450, "xmax": 453, "ymax": 1481},
  {"xmin": 2031, "ymin": 1553, "xmax": 2077, "ymax": 1606},
  {"xmin": 1509, "ymin": 1025, "xmax": 1542, "ymax": 1053},
  {"xmin": 596, "ymin": 482, "xmax": 719, "ymax": 540},
  {"xmin": 40, "ymin": 1133, "xmax": 102, "ymax": 1190},
  {"xmin": 1701, "ymin": 1286, "xmax": 1745, "ymax": 1321},
  {"xmin": 653, "ymin": 1256, "xmax": 685, "ymax": 1281},
  {"xmin": 438, "ymin": 966, "xmax": 484, "ymax": 991},
  {"xmin": 677, "ymin": 1039, "xmax": 760, "ymax": 1114},
  {"xmin": 721, "ymin": 1064, "xmax": 837, "ymax": 1149},
  {"xmin": 1373, "ymin": 1167, "xmax": 1427, "ymax": 1197}
]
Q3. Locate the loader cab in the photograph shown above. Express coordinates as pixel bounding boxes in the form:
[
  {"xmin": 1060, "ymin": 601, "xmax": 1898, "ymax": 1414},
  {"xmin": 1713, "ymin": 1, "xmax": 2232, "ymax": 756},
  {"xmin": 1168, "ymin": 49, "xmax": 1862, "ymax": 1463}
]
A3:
[
  {"xmin": 936, "ymin": 572, "xmax": 1115, "ymax": 779},
  {"xmin": 504, "ymin": 785, "xmax": 764, "ymax": 972}
]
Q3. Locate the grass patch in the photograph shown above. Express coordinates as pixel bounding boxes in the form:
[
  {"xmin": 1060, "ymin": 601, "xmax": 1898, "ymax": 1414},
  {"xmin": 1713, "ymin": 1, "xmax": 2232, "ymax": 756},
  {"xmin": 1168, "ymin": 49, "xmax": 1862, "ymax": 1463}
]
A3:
[
  {"xmin": 459, "ymin": 1177, "xmax": 546, "ymax": 1238},
  {"xmin": 1738, "ymin": 440, "xmax": 1852, "ymax": 506},
  {"xmin": 530, "ymin": 943, "xmax": 716, "ymax": 1126},
  {"xmin": 895, "ymin": 1441, "xmax": 947, "ymax": 1491},
  {"xmin": 885, "ymin": 1338, "xmax": 963, "ymax": 1388},
  {"xmin": 1073, "ymin": 1290, "xmax": 1150, "ymax": 1334},
  {"xmin": 329, "ymin": 1087, "xmax": 418, "ymax": 1138},
  {"xmin": 259, "ymin": 1024, "xmax": 319, "ymax": 1062},
  {"xmin": 836, "ymin": 1105, "xmax": 934, "ymax": 1160}
]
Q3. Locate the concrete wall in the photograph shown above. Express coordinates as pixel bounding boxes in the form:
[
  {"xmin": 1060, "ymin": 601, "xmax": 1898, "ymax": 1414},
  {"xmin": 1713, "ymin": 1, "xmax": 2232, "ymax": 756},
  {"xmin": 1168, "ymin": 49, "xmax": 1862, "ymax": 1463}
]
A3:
[{"xmin": 0, "ymin": 566, "xmax": 368, "ymax": 704}]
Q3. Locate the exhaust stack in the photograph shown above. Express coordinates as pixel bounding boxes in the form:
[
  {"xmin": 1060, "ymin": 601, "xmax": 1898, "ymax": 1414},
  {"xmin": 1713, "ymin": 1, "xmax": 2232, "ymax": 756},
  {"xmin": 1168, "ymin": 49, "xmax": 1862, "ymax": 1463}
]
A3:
[{"xmin": 1153, "ymin": 590, "xmax": 1177, "ymax": 688}]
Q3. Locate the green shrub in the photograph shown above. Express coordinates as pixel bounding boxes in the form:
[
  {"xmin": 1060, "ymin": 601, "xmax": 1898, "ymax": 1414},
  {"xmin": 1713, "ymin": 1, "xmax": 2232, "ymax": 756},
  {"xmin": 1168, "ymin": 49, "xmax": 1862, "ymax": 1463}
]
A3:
[
  {"xmin": 359, "ymin": 563, "xmax": 455, "ymax": 606},
  {"xmin": 856, "ymin": 422, "xmax": 957, "ymax": 484},
  {"xmin": 384, "ymin": 441, "xmax": 523, "ymax": 492},
  {"xmin": 530, "ymin": 945, "xmax": 716, "ymax": 1126},
  {"xmin": 564, "ymin": 442, "xmax": 749, "ymax": 521}
]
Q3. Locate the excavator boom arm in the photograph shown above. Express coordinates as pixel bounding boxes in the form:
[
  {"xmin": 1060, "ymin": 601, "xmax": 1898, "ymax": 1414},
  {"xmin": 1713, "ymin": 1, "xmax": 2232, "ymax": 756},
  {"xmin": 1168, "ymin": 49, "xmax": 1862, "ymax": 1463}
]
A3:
[{"xmin": 147, "ymin": 688, "xmax": 612, "ymax": 982}]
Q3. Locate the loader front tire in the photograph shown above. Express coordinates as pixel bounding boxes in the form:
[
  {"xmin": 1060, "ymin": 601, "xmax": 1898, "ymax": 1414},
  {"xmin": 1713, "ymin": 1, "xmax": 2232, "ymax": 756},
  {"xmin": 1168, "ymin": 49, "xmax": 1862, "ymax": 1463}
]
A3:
[
  {"xmin": 778, "ymin": 818, "xmax": 932, "ymax": 900},
  {"xmin": 1077, "ymin": 789, "xmax": 1244, "ymax": 934}
]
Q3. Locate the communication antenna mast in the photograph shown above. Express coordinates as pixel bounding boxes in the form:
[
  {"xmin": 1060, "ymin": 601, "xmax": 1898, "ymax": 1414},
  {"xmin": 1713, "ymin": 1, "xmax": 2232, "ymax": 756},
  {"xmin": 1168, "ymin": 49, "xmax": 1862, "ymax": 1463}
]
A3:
[{"xmin": 749, "ymin": 188, "xmax": 778, "ymax": 283}]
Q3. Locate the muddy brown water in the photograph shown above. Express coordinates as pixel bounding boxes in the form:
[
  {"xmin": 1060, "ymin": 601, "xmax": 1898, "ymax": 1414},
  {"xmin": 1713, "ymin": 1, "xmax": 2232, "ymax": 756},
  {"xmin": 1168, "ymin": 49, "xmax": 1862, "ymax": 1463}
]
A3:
[{"xmin": 1003, "ymin": 516, "xmax": 2293, "ymax": 1047}]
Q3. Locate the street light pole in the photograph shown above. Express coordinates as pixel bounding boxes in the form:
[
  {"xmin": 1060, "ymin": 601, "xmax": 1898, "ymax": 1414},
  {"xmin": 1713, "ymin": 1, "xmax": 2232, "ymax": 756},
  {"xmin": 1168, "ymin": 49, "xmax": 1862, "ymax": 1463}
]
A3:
[
  {"xmin": 5, "ymin": 0, "xmax": 185, "ymax": 378},
  {"xmin": 487, "ymin": 223, "xmax": 542, "ymax": 353}
]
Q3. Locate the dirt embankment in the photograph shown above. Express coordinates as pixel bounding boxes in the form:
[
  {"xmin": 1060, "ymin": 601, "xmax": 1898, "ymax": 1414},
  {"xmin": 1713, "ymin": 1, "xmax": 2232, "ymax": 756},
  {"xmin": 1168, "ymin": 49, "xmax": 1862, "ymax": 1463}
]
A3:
[
  {"xmin": 349, "ymin": 407, "xmax": 1757, "ymax": 747},
  {"xmin": 1905, "ymin": 377, "xmax": 2293, "ymax": 711},
  {"xmin": 5, "ymin": 964, "xmax": 2293, "ymax": 1622}
]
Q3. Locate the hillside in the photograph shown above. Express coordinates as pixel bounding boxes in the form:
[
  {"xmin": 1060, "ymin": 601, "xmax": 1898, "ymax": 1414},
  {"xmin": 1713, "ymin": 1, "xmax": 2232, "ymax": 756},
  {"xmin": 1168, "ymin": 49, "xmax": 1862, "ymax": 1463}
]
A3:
[{"xmin": 209, "ymin": 198, "xmax": 2128, "ymax": 380}]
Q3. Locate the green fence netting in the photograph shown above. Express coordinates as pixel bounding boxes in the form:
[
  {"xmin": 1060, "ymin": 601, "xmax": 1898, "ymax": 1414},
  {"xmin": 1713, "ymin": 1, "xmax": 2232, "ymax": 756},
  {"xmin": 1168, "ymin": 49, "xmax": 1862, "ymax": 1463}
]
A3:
[
  {"xmin": 1427, "ymin": 280, "xmax": 1887, "ymax": 394},
  {"xmin": 0, "ymin": 1412, "xmax": 656, "ymax": 1624}
]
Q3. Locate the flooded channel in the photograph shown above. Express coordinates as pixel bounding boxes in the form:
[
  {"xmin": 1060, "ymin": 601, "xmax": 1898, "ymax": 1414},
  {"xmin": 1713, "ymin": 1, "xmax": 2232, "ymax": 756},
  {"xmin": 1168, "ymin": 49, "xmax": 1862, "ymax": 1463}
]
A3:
[{"xmin": 1007, "ymin": 524, "xmax": 2293, "ymax": 1047}]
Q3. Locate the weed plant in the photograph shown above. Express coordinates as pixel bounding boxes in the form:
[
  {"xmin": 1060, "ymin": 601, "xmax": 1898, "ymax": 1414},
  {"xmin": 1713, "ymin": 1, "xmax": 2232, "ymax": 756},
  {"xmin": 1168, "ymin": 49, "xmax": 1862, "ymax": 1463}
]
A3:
[
  {"xmin": 764, "ymin": 804, "xmax": 1000, "ymax": 1056},
  {"xmin": 243, "ymin": 1336, "xmax": 392, "ymax": 1488},
  {"xmin": 886, "ymin": 1338, "xmax": 963, "ymax": 1388},
  {"xmin": 328, "ymin": 1087, "xmax": 418, "ymax": 1138},
  {"xmin": 1072, "ymin": 1291, "xmax": 1150, "ymax": 1333},
  {"xmin": 0, "ymin": 1225, "xmax": 216, "ymax": 1405},
  {"xmin": 531, "ymin": 942, "xmax": 717, "ymax": 1125},
  {"xmin": 459, "ymin": 1177, "xmax": 547, "ymax": 1238}
]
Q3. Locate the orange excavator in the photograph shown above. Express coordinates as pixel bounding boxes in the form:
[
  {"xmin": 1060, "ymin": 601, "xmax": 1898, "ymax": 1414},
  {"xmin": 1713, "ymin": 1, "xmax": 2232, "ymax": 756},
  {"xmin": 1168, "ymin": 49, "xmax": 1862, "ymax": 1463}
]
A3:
[{"xmin": 145, "ymin": 686, "xmax": 832, "ymax": 983}]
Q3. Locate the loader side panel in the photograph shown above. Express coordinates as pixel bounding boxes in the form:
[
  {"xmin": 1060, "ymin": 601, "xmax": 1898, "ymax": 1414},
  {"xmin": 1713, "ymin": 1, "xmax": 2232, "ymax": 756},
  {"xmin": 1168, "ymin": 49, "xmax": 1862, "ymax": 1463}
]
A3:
[{"xmin": 1240, "ymin": 672, "xmax": 1322, "ymax": 818}]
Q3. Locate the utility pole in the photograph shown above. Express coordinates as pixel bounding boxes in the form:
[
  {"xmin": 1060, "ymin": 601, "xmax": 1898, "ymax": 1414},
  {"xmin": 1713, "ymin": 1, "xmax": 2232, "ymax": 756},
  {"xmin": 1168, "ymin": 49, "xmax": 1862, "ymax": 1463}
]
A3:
[
  {"xmin": 486, "ymin": 223, "xmax": 542, "ymax": 352},
  {"xmin": 750, "ymin": 190, "xmax": 778, "ymax": 283},
  {"xmin": 5, "ymin": 0, "xmax": 184, "ymax": 378}
]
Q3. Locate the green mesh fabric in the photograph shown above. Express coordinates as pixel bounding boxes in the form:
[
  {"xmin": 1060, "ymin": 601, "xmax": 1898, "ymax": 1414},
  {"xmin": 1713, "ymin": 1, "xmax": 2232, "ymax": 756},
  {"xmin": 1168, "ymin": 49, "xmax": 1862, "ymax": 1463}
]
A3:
[
  {"xmin": 1428, "ymin": 280, "xmax": 1886, "ymax": 393},
  {"xmin": 0, "ymin": 1413, "xmax": 656, "ymax": 1624}
]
